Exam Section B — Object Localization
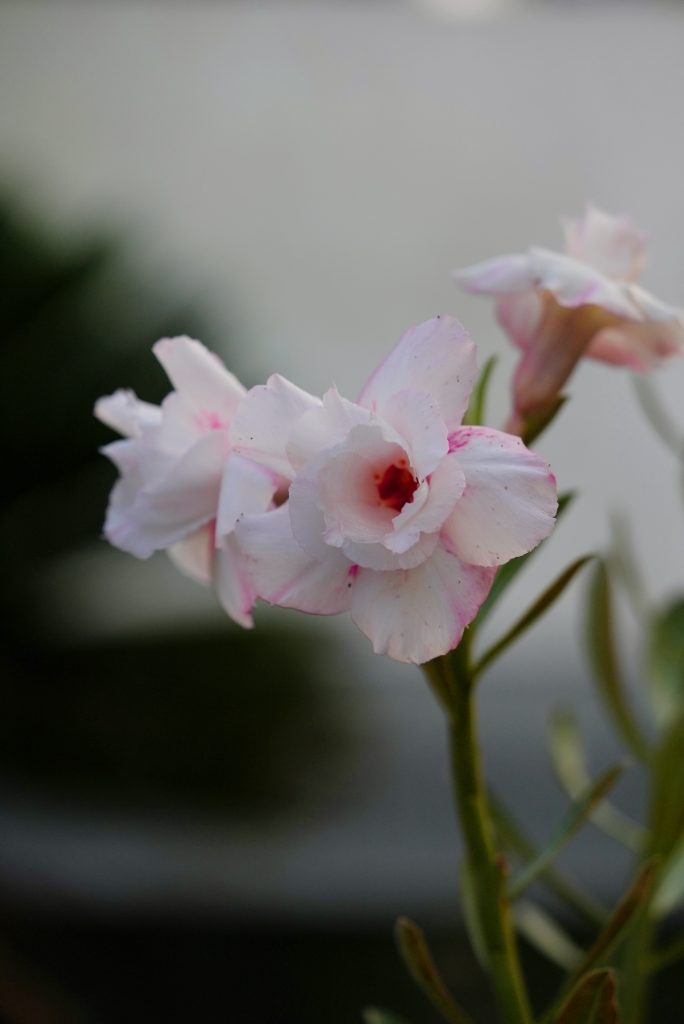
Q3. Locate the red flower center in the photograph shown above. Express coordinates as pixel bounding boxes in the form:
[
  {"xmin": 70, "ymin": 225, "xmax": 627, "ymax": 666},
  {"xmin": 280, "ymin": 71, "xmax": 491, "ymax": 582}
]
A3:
[{"xmin": 375, "ymin": 461, "xmax": 418, "ymax": 513}]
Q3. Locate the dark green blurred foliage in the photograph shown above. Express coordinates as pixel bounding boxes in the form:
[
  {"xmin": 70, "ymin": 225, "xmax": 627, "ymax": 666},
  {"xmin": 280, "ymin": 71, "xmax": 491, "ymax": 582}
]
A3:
[{"xmin": 0, "ymin": 199, "xmax": 350, "ymax": 815}]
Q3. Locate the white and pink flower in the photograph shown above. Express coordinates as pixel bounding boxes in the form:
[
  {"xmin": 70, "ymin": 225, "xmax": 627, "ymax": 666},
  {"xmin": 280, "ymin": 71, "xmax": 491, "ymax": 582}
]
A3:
[
  {"xmin": 95, "ymin": 336, "xmax": 278, "ymax": 627},
  {"xmin": 230, "ymin": 316, "xmax": 558, "ymax": 664},
  {"xmin": 455, "ymin": 206, "xmax": 684, "ymax": 429}
]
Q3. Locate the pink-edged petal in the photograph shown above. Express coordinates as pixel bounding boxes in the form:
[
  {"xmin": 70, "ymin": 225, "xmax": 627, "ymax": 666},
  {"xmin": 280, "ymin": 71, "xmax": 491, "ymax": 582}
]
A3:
[
  {"xmin": 495, "ymin": 291, "xmax": 543, "ymax": 352},
  {"xmin": 442, "ymin": 427, "xmax": 557, "ymax": 567},
  {"xmin": 358, "ymin": 316, "xmax": 478, "ymax": 431},
  {"xmin": 215, "ymin": 452, "xmax": 277, "ymax": 541},
  {"xmin": 153, "ymin": 336, "xmax": 245, "ymax": 420},
  {"xmin": 588, "ymin": 318, "xmax": 684, "ymax": 369},
  {"xmin": 287, "ymin": 388, "xmax": 373, "ymax": 472},
  {"xmin": 380, "ymin": 389, "xmax": 448, "ymax": 478},
  {"xmin": 527, "ymin": 248, "xmax": 638, "ymax": 319},
  {"xmin": 350, "ymin": 547, "xmax": 496, "ymax": 664},
  {"xmin": 168, "ymin": 525, "xmax": 213, "ymax": 584},
  {"xmin": 562, "ymin": 206, "xmax": 646, "ymax": 282},
  {"xmin": 342, "ymin": 531, "xmax": 438, "ymax": 571},
  {"xmin": 214, "ymin": 535, "xmax": 257, "ymax": 629},
  {"xmin": 94, "ymin": 389, "xmax": 162, "ymax": 438},
  {"xmin": 387, "ymin": 453, "xmax": 466, "ymax": 554},
  {"xmin": 230, "ymin": 373, "xmax": 322, "ymax": 477},
  {"xmin": 235, "ymin": 505, "xmax": 352, "ymax": 615},
  {"xmin": 455, "ymin": 253, "xmax": 536, "ymax": 294},
  {"xmin": 104, "ymin": 430, "xmax": 228, "ymax": 558}
]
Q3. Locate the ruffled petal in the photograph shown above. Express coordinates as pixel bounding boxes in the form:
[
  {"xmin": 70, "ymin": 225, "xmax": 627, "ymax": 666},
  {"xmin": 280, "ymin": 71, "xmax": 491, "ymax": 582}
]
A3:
[
  {"xmin": 103, "ymin": 430, "xmax": 228, "ymax": 558},
  {"xmin": 350, "ymin": 547, "xmax": 496, "ymax": 664},
  {"xmin": 215, "ymin": 452, "xmax": 277, "ymax": 541},
  {"xmin": 358, "ymin": 316, "xmax": 477, "ymax": 430},
  {"xmin": 235, "ymin": 505, "xmax": 352, "ymax": 615},
  {"xmin": 94, "ymin": 389, "xmax": 162, "ymax": 438},
  {"xmin": 214, "ymin": 535, "xmax": 258, "ymax": 629},
  {"xmin": 287, "ymin": 388, "xmax": 373, "ymax": 471},
  {"xmin": 455, "ymin": 253, "xmax": 536, "ymax": 294},
  {"xmin": 380, "ymin": 389, "xmax": 448, "ymax": 478},
  {"xmin": 168, "ymin": 524, "xmax": 213, "ymax": 584},
  {"xmin": 153, "ymin": 336, "xmax": 245, "ymax": 420},
  {"xmin": 230, "ymin": 374, "xmax": 322, "ymax": 476},
  {"xmin": 562, "ymin": 205, "xmax": 646, "ymax": 282},
  {"xmin": 441, "ymin": 427, "xmax": 557, "ymax": 567},
  {"xmin": 387, "ymin": 453, "xmax": 466, "ymax": 554}
]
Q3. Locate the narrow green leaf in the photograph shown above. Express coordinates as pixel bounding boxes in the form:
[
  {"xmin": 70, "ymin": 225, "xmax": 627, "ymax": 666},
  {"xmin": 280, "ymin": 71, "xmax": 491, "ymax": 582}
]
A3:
[
  {"xmin": 521, "ymin": 395, "xmax": 567, "ymax": 447},
  {"xmin": 395, "ymin": 917, "xmax": 474, "ymax": 1024},
  {"xmin": 554, "ymin": 968, "xmax": 620, "ymax": 1024},
  {"xmin": 542, "ymin": 860, "xmax": 658, "ymax": 1022},
  {"xmin": 459, "ymin": 860, "xmax": 489, "ymax": 971},
  {"xmin": 547, "ymin": 710, "xmax": 647, "ymax": 853},
  {"xmin": 513, "ymin": 901, "xmax": 582, "ymax": 972},
  {"xmin": 649, "ymin": 714, "xmax": 684, "ymax": 859},
  {"xmin": 490, "ymin": 792, "xmax": 607, "ymax": 926},
  {"xmin": 363, "ymin": 1008, "xmax": 413, "ymax": 1024},
  {"xmin": 508, "ymin": 764, "xmax": 623, "ymax": 900},
  {"xmin": 463, "ymin": 355, "xmax": 497, "ymax": 426},
  {"xmin": 476, "ymin": 492, "xmax": 576, "ymax": 627},
  {"xmin": 652, "ymin": 832, "xmax": 684, "ymax": 917},
  {"xmin": 474, "ymin": 555, "xmax": 594, "ymax": 678},
  {"xmin": 647, "ymin": 598, "xmax": 684, "ymax": 730},
  {"xmin": 585, "ymin": 560, "xmax": 650, "ymax": 760}
]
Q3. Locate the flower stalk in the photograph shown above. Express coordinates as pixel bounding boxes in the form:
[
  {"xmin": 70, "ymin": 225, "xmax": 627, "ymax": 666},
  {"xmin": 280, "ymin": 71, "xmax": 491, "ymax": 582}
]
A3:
[{"xmin": 424, "ymin": 649, "xmax": 532, "ymax": 1024}]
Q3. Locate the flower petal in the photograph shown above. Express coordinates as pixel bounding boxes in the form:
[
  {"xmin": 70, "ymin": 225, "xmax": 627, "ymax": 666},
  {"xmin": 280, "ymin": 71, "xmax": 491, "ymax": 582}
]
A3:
[
  {"xmin": 230, "ymin": 373, "xmax": 322, "ymax": 476},
  {"xmin": 441, "ymin": 427, "xmax": 557, "ymax": 567},
  {"xmin": 380, "ymin": 389, "xmax": 448, "ymax": 478},
  {"xmin": 562, "ymin": 205, "xmax": 646, "ymax": 282},
  {"xmin": 215, "ymin": 452, "xmax": 277, "ymax": 541},
  {"xmin": 358, "ymin": 316, "xmax": 477, "ymax": 430},
  {"xmin": 235, "ymin": 505, "xmax": 352, "ymax": 615},
  {"xmin": 214, "ymin": 535, "xmax": 257, "ymax": 629},
  {"xmin": 388, "ymin": 452, "xmax": 466, "ymax": 553},
  {"xmin": 286, "ymin": 388, "xmax": 373, "ymax": 472},
  {"xmin": 168, "ymin": 524, "xmax": 213, "ymax": 584},
  {"xmin": 350, "ymin": 547, "xmax": 496, "ymax": 664},
  {"xmin": 495, "ymin": 291, "xmax": 543, "ymax": 352},
  {"xmin": 104, "ymin": 430, "xmax": 228, "ymax": 558},
  {"xmin": 94, "ymin": 389, "xmax": 162, "ymax": 438},
  {"xmin": 153, "ymin": 336, "xmax": 245, "ymax": 420},
  {"xmin": 455, "ymin": 253, "xmax": 536, "ymax": 294}
]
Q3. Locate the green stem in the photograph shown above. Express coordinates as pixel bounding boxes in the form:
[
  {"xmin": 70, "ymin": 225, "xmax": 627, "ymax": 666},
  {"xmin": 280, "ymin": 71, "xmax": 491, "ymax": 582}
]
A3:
[{"xmin": 425, "ymin": 653, "xmax": 532, "ymax": 1024}]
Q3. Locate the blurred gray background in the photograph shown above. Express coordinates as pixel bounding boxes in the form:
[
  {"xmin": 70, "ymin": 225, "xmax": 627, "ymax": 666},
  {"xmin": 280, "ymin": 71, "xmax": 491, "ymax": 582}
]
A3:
[{"xmin": 0, "ymin": 2, "xmax": 683, "ymax": 1021}]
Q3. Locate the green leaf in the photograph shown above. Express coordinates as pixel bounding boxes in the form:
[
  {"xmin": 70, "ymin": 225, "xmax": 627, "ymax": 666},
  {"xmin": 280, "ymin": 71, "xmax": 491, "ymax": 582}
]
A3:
[
  {"xmin": 394, "ymin": 917, "xmax": 474, "ymax": 1024},
  {"xmin": 474, "ymin": 555, "xmax": 594, "ymax": 678},
  {"xmin": 363, "ymin": 1009, "xmax": 413, "ymax": 1024},
  {"xmin": 652, "ymin": 831, "xmax": 684, "ymax": 917},
  {"xmin": 547, "ymin": 710, "xmax": 647, "ymax": 853},
  {"xmin": 585, "ymin": 560, "xmax": 650, "ymax": 760},
  {"xmin": 542, "ymin": 861, "xmax": 658, "ymax": 1023},
  {"xmin": 647, "ymin": 598, "xmax": 684, "ymax": 730},
  {"xmin": 459, "ymin": 860, "xmax": 489, "ymax": 971},
  {"xmin": 521, "ymin": 395, "xmax": 567, "ymax": 447},
  {"xmin": 513, "ymin": 901, "xmax": 582, "ymax": 972},
  {"xmin": 475, "ymin": 491, "xmax": 576, "ymax": 627},
  {"xmin": 508, "ymin": 764, "xmax": 623, "ymax": 900},
  {"xmin": 649, "ymin": 714, "xmax": 684, "ymax": 859},
  {"xmin": 632, "ymin": 374, "xmax": 682, "ymax": 454},
  {"xmin": 489, "ymin": 792, "xmax": 606, "ymax": 926},
  {"xmin": 463, "ymin": 355, "xmax": 497, "ymax": 426},
  {"xmin": 554, "ymin": 969, "xmax": 620, "ymax": 1024}
]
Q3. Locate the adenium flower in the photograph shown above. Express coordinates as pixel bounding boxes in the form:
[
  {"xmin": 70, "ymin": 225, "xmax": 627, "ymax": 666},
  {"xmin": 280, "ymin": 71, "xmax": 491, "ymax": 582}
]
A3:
[
  {"xmin": 455, "ymin": 206, "xmax": 684, "ymax": 430},
  {"xmin": 95, "ymin": 337, "xmax": 278, "ymax": 627},
  {"xmin": 230, "ymin": 316, "xmax": 558, "ymax": 664}
]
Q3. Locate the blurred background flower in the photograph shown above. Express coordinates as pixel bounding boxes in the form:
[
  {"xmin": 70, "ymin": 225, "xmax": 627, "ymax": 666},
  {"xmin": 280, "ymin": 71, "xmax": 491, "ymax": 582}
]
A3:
[{"xmin": 1, "ymin": 1, "xmax": 684, "ymax": 1021}]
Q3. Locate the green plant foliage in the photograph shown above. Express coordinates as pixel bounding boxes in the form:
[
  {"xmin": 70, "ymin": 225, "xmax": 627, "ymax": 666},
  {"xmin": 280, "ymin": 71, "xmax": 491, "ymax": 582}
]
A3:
[
  {"xmin": 395, "ymin": 918, "xmax": 474, "ymax": 1024},
  {"xmin": 647, "ymin": 598, "xmax": 684, "ymax": 730},
  {"xmin": 554, "ymin": 969, "xmax": 620, "ymax": 1024},
  {"xmin": 462, "ymin": 355, "xmax": 497, "ymax": 427}
]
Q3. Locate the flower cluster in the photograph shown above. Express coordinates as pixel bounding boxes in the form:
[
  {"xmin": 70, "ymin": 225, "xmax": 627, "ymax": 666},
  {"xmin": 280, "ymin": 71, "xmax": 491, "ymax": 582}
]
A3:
[
  {"xmin": 456, "ymin": 206, "xmax": 684, "ymax": 431},
  {"xmin": 96, "ymin": 317, "xmax": 558, "ymax": 663}
]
